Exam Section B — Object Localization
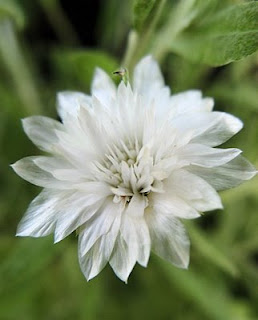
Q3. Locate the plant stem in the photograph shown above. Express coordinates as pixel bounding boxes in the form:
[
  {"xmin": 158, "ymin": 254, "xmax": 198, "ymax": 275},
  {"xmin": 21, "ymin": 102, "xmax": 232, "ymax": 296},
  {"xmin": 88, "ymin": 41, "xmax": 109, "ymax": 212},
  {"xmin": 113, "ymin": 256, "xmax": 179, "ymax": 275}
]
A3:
[
  {"xmin": 0, "ymin": 19, "xmax": 42, "ymax": 115},
  {"xmin": 121, "ymin": 0, "xmax": 167, "ymax": 72}
]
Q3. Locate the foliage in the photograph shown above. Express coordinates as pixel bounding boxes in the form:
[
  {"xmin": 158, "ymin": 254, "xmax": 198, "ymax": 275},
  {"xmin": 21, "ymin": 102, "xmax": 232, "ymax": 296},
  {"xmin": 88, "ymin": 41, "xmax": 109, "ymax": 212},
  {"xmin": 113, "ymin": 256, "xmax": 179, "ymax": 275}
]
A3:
[{"xmin": 0, "ymin": 0, "xmax": 257, "ymax": 319}]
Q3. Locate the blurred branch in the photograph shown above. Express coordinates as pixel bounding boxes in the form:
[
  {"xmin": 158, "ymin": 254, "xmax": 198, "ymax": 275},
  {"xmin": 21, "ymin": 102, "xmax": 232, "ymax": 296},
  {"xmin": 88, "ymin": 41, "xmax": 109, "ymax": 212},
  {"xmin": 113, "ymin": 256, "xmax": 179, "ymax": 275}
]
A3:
[{"xmin": 0, "ymin": 19, "xmax": 42, "ymax": 115}]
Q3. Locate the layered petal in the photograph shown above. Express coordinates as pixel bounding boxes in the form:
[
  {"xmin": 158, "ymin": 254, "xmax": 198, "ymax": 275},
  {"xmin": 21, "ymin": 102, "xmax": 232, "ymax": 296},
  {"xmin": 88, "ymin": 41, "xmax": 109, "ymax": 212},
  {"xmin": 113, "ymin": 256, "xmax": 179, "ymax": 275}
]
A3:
[
  {"xmin": 188, "ymin": 155, "xmax": 257, "ymax": 191},
  {"xmin": 170, "ymin": 90, "xmax": 214, "ymax": 116},
  {"xmin": 177, "ymin": 143, "xmax": 241, "ymax": 168},
  {"xmin": 11, "ymin": 156, "xmax": 71, "ymax": 189},
  {"xmin": 78, "ymin": 212, "xmax": 121, "ymax": 280},
  {"xmin": 22, "ymin": 116, "xmax": 63, "ymax": 153},
  {"xmin": 146, "ymin": 208, "xmax": 190, "ymax": 268},
  {"xmin": 109, "ymin": 233, "xmax": 138, "ymax": 282},
  {"xmin": 57, "ymin": 91, "xmax": 91, "ymax": 120},
  {"xmin": 171, "ymin": 112, "xmax": 243, "ymax": 147},
  {"xmin": 120, "ymin": 195, "xmax": 151, "ymax": 266},
  {"xmin": 133, "ymin": 55, "xmax": 164, "ymax": 97},
  {"xmin": 79, "ymin": 199, "xmax": 121, "ymax": 257},
  {"xmin": 91, "ymin": 67, "xmax": 116, "ymax": 108},
  {"xmin": 16, "ymin": 189, "xmax": 63, "ymax": 237},
  {"xmin": 164, "ymin": 169, "xmax": 223, "ymax": 212}
]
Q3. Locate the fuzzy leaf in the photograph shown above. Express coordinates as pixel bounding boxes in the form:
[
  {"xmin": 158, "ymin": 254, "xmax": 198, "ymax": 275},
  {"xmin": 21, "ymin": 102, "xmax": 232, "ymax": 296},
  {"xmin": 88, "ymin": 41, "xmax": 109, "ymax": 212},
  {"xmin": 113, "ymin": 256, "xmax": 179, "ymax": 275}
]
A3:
[
  {"xmin": 133, "ymin": 0, "xmax": 157, "ymax": 32},
  {"xmin": 171, "ymin": 2, "xmax": 258, "ymax": 66}
]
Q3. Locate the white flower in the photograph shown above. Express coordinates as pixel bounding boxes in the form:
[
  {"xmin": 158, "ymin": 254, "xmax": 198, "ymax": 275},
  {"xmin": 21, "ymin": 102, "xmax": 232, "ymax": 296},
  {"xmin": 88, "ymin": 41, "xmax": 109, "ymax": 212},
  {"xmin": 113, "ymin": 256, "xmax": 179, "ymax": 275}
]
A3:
[{"xmin": 12, "ymin": 56, "xmax": 256, "ymax": 282}]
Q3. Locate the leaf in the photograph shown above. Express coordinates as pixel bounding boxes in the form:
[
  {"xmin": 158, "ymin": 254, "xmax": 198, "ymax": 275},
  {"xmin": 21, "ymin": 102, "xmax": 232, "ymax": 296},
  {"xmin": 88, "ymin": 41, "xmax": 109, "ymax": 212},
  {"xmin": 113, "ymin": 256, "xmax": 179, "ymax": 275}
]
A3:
[
  {"xmin": 53, "ymin": 49, "xmax": 118, "ymax": 90},
  {"xmin": 133, "ymin": 0, "xmax": 157, "ymax": 32},
  {"xmin": 171, "ymin": 2, "xmax": 258, "ymax": 66},
  {"xmin": 0, "ymin": 0, "xmax": 25, "ymax": 29}
]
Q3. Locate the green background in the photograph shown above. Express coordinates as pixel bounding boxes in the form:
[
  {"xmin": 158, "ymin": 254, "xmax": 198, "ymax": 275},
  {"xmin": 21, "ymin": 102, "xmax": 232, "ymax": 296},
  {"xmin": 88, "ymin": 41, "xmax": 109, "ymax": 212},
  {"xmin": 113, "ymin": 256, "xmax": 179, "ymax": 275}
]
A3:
[{"xmin": 0, "ymin": 1, "xmax": 257, "ymax": 319}]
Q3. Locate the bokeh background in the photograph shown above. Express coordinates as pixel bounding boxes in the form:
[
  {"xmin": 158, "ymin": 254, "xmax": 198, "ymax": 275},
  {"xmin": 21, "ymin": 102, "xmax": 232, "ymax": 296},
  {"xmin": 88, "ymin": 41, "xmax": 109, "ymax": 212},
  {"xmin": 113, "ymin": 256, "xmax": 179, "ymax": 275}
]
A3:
[{"xmin": 0, "ymin": 1, "xmax": 258, "ymax": 319}]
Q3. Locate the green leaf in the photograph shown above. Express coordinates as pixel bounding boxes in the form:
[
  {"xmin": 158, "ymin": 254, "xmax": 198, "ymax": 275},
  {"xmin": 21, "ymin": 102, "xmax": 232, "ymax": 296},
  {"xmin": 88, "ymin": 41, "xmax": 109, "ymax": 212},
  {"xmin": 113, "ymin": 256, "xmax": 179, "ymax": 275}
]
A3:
[
  {"xmin": 133, "ymin": 0, "xmax": 157, "ymax": 32},
  {"xmin": 171, "ymin": 2, "xmax": 258, "ymax": 66},
  {"xmin": 0, "ymin": 0, "xmax": 25, "ymax": 29},
  {"xmin": 53, "ymin": 49, "xmax": 119, "ymax": 90}
]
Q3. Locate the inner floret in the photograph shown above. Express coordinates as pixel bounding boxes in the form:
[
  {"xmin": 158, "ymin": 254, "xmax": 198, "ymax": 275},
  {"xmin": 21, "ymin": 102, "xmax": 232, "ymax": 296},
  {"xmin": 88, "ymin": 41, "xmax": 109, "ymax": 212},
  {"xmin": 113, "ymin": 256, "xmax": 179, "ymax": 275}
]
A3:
[{"xmin": 91, "ymin": 140, "xmax": 164, "ymax": 204}]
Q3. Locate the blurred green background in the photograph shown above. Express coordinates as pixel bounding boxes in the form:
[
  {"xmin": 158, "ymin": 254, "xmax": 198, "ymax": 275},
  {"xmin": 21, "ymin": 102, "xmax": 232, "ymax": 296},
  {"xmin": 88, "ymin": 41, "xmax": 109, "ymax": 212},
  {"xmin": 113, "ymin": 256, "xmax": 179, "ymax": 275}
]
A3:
[{"xmin": 0, "ymin": 1, "xmax": 257, "ymax": 319}]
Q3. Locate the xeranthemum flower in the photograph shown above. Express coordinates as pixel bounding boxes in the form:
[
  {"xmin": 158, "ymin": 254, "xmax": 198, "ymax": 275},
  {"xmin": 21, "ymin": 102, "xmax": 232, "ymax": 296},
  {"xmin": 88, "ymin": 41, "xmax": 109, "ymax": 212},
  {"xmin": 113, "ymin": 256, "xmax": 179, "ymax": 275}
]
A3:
[{"xmin": 12, "ymin": 56, "xmax": 256, "ymax": 282}]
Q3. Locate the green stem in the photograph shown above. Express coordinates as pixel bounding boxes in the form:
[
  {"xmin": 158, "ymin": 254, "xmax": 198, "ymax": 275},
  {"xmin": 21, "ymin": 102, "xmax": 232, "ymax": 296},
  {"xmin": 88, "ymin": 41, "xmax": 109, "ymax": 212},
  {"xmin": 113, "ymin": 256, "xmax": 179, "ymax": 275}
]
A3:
[
  {"xmin": 121, "ymin": 0, "xmax": 167, "ymax": 72},
  {"xmin": 151, "ymin": 0, "xmax": 198, "ymax": 62},
  {"xmin": 0, "ymin": 19, "xmax": 42, "ymax": 115}
]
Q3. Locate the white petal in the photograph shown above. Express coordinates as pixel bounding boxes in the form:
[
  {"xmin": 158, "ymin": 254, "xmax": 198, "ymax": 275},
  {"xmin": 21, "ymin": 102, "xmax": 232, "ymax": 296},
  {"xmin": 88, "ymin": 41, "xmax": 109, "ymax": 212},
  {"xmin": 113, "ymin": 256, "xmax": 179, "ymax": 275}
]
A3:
[
  {"xmin": 11, "ymin": 157, "xmax": 70, "ymax": 189},
  {"xmin": 150, "ymin": 193, "xmax": 200, "ymax": 220},
  {"xmin": 54, "ymin": 196, "xmax": 104, "ymax": 243},
  {"xmin": 146, "ymin": 209, "xmax": 190, "ymax": 268},
  {"xmin": 78, "ymin": 214, "xmax": 121, "ymax": 281},
  {"xmin": 165, "ymin": 169, "xmax": 223, "ymax": 212},
  {"xmin": 177, "ymin": 143, "xmax": 241, "ymax": 168},
  {"xmin": 188, "ymin": 155, "xmax": 257, "ymax": 191},
  {"xmin": 79, "ymin": 199, "xmax": 121, "ymax": 256},
  {"xmin": 133, "ymin": 55, "xmax": 164, "ymax": 96},
  {"xmin": 109, "ymin": 233, "xmax": 137, "ymax": 282},
  {"xmin": 22, "ymin": 116, "xmax": 63, "ymax": 153},
  {"xmin": 172, "ymin": 112, "xmax": 243, "ymax": 147},
  {"xmin": 16, "ymin": 189, "xmax": 62, "ymax": 237},
  {"xmin": 57, "ymin": 91, "xmax": 91, "ymax": 120},
  {"xmin": 91, "ymin": 68, "xmax": 116, "ymax": 108},
  {"xmin": 170, "ymin": 90, "xmax": 214, "ymax": 116},
  {"xmin": 120, "ymin": 195, "xmax": 151, "ymax": 266}
]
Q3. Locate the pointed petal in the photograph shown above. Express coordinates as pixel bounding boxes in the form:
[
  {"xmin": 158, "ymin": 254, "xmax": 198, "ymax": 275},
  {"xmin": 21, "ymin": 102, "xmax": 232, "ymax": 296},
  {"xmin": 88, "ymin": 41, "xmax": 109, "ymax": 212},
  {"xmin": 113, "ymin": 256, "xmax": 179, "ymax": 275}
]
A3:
[
  {"xmin": 146, "ymin": 210, "xmax": 190, "ymax": 268},
  {"xmin": 11, "ymin": 157, "xmax": 70, "ymax": 189},
  {"xmin": 109, "ymin": 233, "xmax": 137, "ymax": 282},
  {"xmin": 22, "ymin": 116, "xmax": 63, "ymax": 153},
  {"xmin": 120, "ymin": 196, "xmax": 151, "ymax": 266},
  {"xmin": 133, "ymin": 55, "xmax": 164, "ymax": 96},
  {"xmin": 172, "ymin": 112, "xmax": 243, "ymax": 147},
  {"xmin": 16, "ymin": 189, "xmax": 61, "ymax": 237},
  {"xmin": 150, "ymin": 193, "xmax": 201, "ymax": 219},
  {"xmin": 91, "ymin": 68, "xmax": 116, "ymax": 108},
  {"xmin": 78, "ymin": 214, "xmax": 121, "ymax": 281},
  {"xmin": 164, "ymin": 169, "xmax": 223, "ymax": 212},
  {"xmin": 54, "ymin": 197, "xmax": 104, "ymax": 243},
  {"xmin": 177, "ymin": 143, "xmax": 241, "ymax": 168},
  {"xmin": 170, "ymin": 90, "xmax": 214, "ymax": 116},
  {"xmin": 57, "ymin": 91, "xmax": 91, "ymax": 120},
  {"xmin": 188, "ymin": 155, "xmax": 257, "ymax": 191},
  {"xmin": 79, "ymin": 199, "xmax": 121, "ymax": 256}
]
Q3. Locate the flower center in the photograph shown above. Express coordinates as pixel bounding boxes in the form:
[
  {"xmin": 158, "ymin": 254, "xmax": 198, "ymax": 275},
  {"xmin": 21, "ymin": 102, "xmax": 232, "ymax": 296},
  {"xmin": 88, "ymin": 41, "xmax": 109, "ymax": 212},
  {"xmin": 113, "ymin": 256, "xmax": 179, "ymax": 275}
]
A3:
[{"xmin": 91, "ymin": 140, "xmax": 164, "ymax": 204}]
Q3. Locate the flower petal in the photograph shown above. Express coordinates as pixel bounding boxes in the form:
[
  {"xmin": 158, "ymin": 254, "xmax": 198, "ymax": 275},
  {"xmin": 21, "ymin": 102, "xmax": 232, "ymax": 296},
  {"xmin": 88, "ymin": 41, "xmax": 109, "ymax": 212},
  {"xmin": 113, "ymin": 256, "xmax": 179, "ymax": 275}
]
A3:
[
  {"xmin": 146, "ymin": 209, "xmax": 190, "ymax": 268},
  {"xmin": 78, "ymin": 214, "xmax": 121, "ymax": 281},
  {"xmin": 109, "ymin": 233, "xmax": 137, "ymax": 282},
  {"xmin": 79, "ymin": 199, "xmax": 121, "ymax": 257},
  {"xmin": 165, "ymin": 169, "xmax": 223, "ymax": 212},
  {"xmin": 22, "ymin": 116, "xmax": 63, "ymax": 153},
  {"xmin": 133, "ymin": 55, "xmax": 164, "ymax": 96},
  {"xmin": 170, "ymin": 90, "xmax": 214, "ymax": 116},
  {"xmin": 177, "ymin": 143, "xmax": 241, "ymax": 168},
  {"xmin": 54, "ymin": 197, "xmax": 105, "ymax": 243},
  {"xmin": 172, "ymin": 112, "xmax": 243, "ymax": 147},
  {"xmin": 91, "ymin": 68, "xmax": 116, "ymax": 108},
  {"xmin": 11, "ymin": 157, "xmax": 70, "ymax": 189},
  {"xmin": 57, "ymin": 91, "xmax": 91, "ymax": 120},
  {"xmin": 16, "ymin": 189, "xmax": 61, "ymax": 237},
  {"xmin": 120, "ymin": 195, "xmax": 151, "ymax": 266},
  {"xmin": 188, "ymin": 155, "xmax": 257, "ymax": 191}
]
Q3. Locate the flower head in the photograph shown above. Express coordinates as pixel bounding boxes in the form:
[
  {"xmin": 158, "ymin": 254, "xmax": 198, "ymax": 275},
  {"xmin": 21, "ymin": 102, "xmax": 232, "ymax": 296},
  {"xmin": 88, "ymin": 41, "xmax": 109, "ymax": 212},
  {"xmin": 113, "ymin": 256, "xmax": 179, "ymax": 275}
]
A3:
[{"xmin": 12, "ymin": 56, "xmax": 256, "ymax": 282}]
